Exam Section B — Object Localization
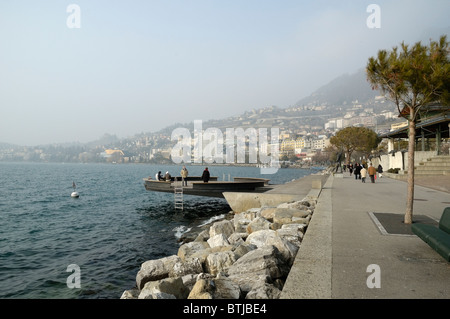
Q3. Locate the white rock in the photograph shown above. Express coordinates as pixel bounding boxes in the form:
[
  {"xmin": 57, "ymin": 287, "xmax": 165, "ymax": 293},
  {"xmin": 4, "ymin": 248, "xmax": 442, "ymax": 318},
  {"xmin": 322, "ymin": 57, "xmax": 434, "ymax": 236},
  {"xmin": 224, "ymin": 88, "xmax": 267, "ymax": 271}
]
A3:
[
  {"xmin": 205, "ymin": 251, "xmax": 236, "ymax": 276},
  {"xmin": 169, "ymin": 257, "xmax": 203, "ymax": 278},
  {"xmin": 136, "ymin": 255, "xmax": 181, "ymax": 289},
  {"xmin": 246, "ymin": 229, "xmax": 277, "ymax": 248},
  {"xmin": 228, "ymin": 232, "xmax": 247, "ymax": 246},
  {"xmin": 246, "ymin": 216, "xmax": 272, "ymax": 234},
  {"xmin": 178, "ymin": 241, "xmax": 210, "ymax": 261},
  {"xmin": 233, "ymin": 213, "xmax": 252, "ymax": 233},
  {"xmin": 207, "ymin": 233, "xmax": 231, "ymax": 248},
  {"xmin": 138, "ymin": 277, "xmax": 189, "ymax": 299},
  {"xmin": 209, "ymin": 220, "xmax": 235, "ymax": 238}
]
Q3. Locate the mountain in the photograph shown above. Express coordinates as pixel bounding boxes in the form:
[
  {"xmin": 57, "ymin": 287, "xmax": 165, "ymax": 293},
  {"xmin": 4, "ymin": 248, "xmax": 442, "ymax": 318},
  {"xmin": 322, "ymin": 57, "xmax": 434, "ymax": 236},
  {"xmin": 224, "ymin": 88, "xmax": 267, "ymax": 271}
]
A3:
[{"xmin": 295, "ymin": 68, "xmax": 378, "ymax": 107}]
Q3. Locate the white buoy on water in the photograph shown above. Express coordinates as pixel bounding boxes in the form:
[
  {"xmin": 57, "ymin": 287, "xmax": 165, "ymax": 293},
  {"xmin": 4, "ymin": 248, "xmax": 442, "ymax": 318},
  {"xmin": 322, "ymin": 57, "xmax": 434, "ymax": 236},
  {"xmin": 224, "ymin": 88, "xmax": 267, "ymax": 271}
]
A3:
[
  {"xmin": 71, "ymin": 181, "xmax": 80, "ymax": 198},
  {"xmin": 71, "ymin": 191, "xmax": 79, "ymax": 198}
]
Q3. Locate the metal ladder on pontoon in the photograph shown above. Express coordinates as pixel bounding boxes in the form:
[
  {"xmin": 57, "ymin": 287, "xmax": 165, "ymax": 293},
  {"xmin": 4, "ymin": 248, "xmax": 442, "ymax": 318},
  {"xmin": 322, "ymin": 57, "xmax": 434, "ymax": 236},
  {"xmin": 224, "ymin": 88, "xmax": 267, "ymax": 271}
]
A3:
[{"xmin": 174, "ymin": 177, "xmax": 184, "ymax": 211}]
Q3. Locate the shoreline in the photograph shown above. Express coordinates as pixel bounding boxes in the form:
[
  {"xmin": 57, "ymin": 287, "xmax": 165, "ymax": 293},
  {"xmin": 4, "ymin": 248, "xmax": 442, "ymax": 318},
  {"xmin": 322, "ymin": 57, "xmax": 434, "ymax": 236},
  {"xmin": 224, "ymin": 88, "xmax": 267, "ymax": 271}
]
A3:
[{"xmin": 121, "ymin": 168, "xmax": 331, "ymax": 299}]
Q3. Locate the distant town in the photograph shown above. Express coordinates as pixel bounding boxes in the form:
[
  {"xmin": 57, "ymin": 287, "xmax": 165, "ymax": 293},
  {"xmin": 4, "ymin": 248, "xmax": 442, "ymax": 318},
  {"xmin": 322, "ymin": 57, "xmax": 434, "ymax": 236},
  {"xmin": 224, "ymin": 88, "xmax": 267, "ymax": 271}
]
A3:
[{"xmin": 0, "ymin": 93, "xmax": 404, "ymax": 166}]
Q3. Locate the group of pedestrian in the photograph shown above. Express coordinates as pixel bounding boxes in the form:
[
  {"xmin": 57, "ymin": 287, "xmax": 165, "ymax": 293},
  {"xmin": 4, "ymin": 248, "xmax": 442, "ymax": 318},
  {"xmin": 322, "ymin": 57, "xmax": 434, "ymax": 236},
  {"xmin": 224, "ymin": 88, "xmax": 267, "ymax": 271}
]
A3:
[
  {"xmin": 154, "ymin": 166, "xmax": 210, "ymax": 185},
  {"xmin": 344, "ymin": 162, "xmax": 383, "ymax": 184}
]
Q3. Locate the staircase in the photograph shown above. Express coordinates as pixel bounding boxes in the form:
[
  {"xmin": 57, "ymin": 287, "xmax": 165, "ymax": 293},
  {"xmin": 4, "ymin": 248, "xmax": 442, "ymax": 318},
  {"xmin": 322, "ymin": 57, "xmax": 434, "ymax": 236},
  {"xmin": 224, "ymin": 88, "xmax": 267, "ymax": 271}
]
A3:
[{"xmin": 415, "ymin": 155, "xmax": 450, "ymax": 175}]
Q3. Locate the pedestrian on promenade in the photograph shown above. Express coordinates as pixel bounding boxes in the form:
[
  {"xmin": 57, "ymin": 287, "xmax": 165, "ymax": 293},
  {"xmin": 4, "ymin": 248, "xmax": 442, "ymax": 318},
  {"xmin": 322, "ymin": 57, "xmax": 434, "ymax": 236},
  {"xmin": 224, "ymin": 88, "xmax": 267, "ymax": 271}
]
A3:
[
  {"xmin": 202, "ymin": 167, "xmax": 210, "ymax": 183},
  {"xmin": 368, "ymin": 163, "xmax": 377, "ymax": 183},
  {"xmin": 377, "ymin": 164, "xmax": 383, "ymax": 178},
  {"xmin": 180, "ymin": 165, "xmax": 188, "ymax": 186},
  {"xmin": 354, "ymin": 163, "xmax": 362, "ymax": 180},
  {"xmin": 361, "ymin": 166, "xmax": 367, "ymax": 183},
  {"xmin": 348, "ymin": 163, "xmax": 353, "ymax": 176}
]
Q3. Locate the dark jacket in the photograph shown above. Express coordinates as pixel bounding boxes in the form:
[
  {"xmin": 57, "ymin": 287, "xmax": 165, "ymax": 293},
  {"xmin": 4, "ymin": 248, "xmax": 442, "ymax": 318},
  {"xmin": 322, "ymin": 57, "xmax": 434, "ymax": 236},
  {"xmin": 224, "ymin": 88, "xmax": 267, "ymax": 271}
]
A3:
[{"xmin": 202, "ymin": 168, "xmax": 210, "ymax": 182}]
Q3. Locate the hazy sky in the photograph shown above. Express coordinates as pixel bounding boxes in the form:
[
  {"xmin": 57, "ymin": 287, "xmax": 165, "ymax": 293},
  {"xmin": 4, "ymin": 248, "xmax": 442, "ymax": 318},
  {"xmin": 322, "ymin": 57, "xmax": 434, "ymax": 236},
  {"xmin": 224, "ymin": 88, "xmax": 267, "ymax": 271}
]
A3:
[{"xmin": 1, "ymin": 0, "xmax": 449, "ymax": 146}]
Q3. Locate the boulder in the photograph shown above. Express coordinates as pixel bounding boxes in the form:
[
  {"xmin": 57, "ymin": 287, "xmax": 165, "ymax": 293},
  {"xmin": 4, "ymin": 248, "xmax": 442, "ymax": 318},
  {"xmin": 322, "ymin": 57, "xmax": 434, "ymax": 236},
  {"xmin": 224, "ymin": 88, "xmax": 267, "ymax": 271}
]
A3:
[
  {"xmin": 260, "ymin": 207, "xmax": 277, "ymax": 222},
  {"xmin": 245, "ymin": 283, "xmax": 281, "ymax": 299},
  {"xmin": 233, "ymin": 243, "xmax": 257, "ymax": 260},
  {"xmin": 246, "ymin": 216, "xmax": 272, "ymax": 234},
  {"xmin": 228, "ymin": 245, "xmax": 288, "ymax": 292},
  {"xmin": 245, "ymin": 229, "xmax": 277, "ymax": 248},
  {"xmin": 281, "ymin": 223, "xmax": 308, "ymax": 234},
  {"xmin": 120, "ymin": 288, "xmax": 139, "ymax": 299},
  {"xmin": 136, "ymin": 255, "xmax": 181, "ymax": 289},
  {"xmin": 228, "ymin": 273, "xmax": 270, "ymax": 294},
  {"xmin": 139, "ymin": 277, "xmax": 190, "ymax": 299},
  {"xmin": 181, "ymin": 274, "xmax": 198, "ymax": 291},
  {"xmin": 228, "ymin": 232, "xmax": 247, "ymax": 246},
  {"xmin": 268, "ymin": 234, "xmax": 299, "ymax": 264},
  {"xmin": 214, "ymin": 273, "xmax": 241, "ymax": 299},
  {"xmin": 190, "ymin": 246, "xmax": 234, "ymax": 266},
  {"xmin": 169, "ymin": 257, "xmax": 203, "ymax": 278},
  {"xmin": 233, "ymin": 213, "xmax": 252, "ymax": 233},
  {"xmin": 207, "ymin": 233, "xmax": 231, "ymax": 248},
  {"xmin": 187, "ymin": 279, "xmax": 215, "ymax": 299},
  {"xmin": 194, "ymin": 229, "xmax": 210, "ymax": 242},
  {"xmin": 276, "ymin": 226, "xmax": 303, "ymax": 247},
  {"xmin": 178, "ymin": 241, "xmax": 210, "ymax": 261},
  {"xmin": 209, "ymin": 220, "xmax": 235, "ymax": 238},
  {"xmin": 205, "ymin": 251, "xmax": 236, "ymax": 276},
  {"xmin": 273, "ymin": 208, "xmax": 310, "ymax": 225}
]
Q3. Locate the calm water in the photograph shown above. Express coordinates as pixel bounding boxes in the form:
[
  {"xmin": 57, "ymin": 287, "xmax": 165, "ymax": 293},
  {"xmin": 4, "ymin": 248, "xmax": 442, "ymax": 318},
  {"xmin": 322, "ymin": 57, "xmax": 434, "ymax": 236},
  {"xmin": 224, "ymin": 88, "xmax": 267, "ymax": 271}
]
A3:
[{"xmin": 0, "ymin": 162, "xmax": 322, "ymax": 299}]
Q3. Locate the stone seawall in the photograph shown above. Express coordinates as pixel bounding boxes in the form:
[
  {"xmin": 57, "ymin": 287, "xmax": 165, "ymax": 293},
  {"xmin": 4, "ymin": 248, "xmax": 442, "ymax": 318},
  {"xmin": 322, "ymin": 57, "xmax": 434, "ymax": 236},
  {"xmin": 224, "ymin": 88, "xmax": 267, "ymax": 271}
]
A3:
[{"xmin": 120, "ymin": 179, "xmax": 329, "ymax": 299}]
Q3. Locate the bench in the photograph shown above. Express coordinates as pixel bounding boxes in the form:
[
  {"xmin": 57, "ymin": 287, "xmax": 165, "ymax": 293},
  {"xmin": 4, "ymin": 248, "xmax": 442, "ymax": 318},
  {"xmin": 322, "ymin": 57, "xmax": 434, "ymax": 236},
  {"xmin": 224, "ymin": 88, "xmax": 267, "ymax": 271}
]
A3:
[{"xmin": 411, "ymin": 207, "xmax": 450, "ymax": 261}]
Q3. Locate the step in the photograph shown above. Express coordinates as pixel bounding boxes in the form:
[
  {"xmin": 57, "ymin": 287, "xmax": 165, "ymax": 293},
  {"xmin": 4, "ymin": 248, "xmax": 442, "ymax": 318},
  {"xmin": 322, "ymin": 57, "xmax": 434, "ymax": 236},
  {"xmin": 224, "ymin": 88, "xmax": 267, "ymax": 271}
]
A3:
[
  {"xmin": 419, "ymin": 162, "xmax": 450, "ymax": 167},
  {"xmin": 426, "ymin": 156, "xmax": 450, "ymax": 162},
  {"xmin": 415, "ymin": 166, "xmax": 450, "ymax": 171},
  {"xmin": 414, "ymin": 170, "xmax": 450, "ymax": 175}
]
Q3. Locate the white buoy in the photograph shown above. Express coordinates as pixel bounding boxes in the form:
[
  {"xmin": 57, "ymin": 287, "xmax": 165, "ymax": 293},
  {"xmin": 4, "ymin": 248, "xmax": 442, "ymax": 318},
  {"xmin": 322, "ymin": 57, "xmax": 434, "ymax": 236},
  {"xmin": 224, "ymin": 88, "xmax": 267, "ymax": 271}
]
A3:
[
  {"xmin": 71, "ymin": 181, "xmax": 80, "ymax": 198},
  {"xmin": 71, "ymin": 191, "xmax": 79, "ymax": 198}
]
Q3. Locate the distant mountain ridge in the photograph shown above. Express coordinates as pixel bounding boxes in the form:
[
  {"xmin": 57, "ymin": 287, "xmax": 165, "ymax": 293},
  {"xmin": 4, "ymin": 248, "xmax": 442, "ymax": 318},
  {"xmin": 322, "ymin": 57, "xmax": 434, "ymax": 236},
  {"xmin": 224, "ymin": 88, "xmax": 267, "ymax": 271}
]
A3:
[{"xmin": 295, "ymin": 68, "xmax": 378, "ymax": 107}]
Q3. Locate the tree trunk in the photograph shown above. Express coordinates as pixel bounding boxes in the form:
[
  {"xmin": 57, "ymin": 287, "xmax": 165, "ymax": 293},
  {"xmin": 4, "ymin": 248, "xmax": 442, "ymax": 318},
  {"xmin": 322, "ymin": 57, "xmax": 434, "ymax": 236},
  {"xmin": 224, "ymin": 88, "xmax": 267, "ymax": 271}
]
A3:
[
  {"xmin": 405, "ymin": 118, "xmax": 416, "ymax": 224},
  {"xmin": 345, "ymin": 150, "xmax": 351, "ymax": 165}
]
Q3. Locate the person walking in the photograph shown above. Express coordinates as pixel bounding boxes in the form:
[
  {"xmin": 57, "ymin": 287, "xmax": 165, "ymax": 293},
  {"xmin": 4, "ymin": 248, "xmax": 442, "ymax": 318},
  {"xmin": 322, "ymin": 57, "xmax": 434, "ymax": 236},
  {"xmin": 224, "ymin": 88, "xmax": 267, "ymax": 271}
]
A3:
[
  {"xmin": 180, "ymin": 165, "xmax": 188, "ymax": 186},
  {"xmin": 368, "ymin": 163, "xmax": 377, "ymax": 183},
  {"xmin": 201, "ymin": 167, "xmax": 210, "ymax": 183},
  {"xmin": 354, "ymin": 163, "xmax": 362, "ymax": 180},
  {"xmin": 377, "ymin": 164, "xmax": 383, "ymax": 178},
  {"xmin": 361, "ymin": 166, "xmax": 367, "ymax": 183}
]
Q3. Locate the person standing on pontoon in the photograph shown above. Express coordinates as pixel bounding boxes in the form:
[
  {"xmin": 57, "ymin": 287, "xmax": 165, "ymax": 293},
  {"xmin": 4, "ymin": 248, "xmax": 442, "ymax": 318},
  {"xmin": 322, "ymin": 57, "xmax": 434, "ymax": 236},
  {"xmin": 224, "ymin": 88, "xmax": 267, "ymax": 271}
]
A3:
[{"xmin": 180, "ymin": 166, "xmax": 189, "ymax": 186}]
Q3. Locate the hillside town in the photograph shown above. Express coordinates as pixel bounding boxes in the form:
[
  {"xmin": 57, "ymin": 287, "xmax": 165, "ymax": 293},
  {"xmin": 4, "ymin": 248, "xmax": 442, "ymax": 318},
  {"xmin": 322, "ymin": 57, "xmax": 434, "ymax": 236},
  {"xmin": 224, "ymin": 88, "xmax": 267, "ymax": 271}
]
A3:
[{"xmin": 0, "ymin": 94, "xmax": 403, "ymax": 165}]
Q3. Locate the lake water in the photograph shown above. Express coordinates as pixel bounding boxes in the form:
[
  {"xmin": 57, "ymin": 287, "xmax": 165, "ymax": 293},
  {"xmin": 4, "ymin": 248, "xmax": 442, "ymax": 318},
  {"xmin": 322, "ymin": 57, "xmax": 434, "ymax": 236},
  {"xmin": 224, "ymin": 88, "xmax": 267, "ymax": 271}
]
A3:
[{"xmin": 0, "ymin": 162, "xmax": 323, "ymax": 299}]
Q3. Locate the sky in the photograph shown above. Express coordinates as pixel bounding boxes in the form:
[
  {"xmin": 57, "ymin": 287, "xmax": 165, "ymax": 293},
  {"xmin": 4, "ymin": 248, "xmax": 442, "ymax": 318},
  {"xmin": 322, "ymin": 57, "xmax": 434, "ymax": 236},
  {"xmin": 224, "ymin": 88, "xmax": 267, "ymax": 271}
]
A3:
[{"xmin": 0, "ymin": 0, "xmax": 449, "ymax": 146}]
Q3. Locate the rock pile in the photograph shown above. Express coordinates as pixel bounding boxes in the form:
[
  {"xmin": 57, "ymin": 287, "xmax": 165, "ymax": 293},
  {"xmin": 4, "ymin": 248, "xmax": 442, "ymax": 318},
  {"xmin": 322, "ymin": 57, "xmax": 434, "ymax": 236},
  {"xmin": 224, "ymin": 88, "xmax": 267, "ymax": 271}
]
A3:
[{"xmin": 120, "ymin": 197, "xmax": 316, "ymax": 300}]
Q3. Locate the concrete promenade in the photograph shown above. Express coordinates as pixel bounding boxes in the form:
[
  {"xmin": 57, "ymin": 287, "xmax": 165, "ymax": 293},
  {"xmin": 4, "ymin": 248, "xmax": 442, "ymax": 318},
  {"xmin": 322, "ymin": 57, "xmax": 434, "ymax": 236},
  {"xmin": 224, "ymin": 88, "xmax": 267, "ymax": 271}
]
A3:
[{"xmin": 281, "ymin": 172, "xmax": 450, "ymax": 299}]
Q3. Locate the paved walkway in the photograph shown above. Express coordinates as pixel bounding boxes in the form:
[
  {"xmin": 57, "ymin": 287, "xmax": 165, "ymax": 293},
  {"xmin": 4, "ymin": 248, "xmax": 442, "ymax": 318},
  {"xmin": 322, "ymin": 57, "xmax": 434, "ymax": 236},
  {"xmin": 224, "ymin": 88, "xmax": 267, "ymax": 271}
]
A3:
[{"xmin": 281, "ymin": 173, "xmax": 450, "ymax": 299}]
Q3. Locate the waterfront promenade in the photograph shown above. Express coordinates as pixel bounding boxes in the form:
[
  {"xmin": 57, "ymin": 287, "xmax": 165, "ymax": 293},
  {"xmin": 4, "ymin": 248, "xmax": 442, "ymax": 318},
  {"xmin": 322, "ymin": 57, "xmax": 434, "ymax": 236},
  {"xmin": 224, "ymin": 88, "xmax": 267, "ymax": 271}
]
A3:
[{"xmin": 281, "ymin": 172, "xmax": 450, "ymax": 299}]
